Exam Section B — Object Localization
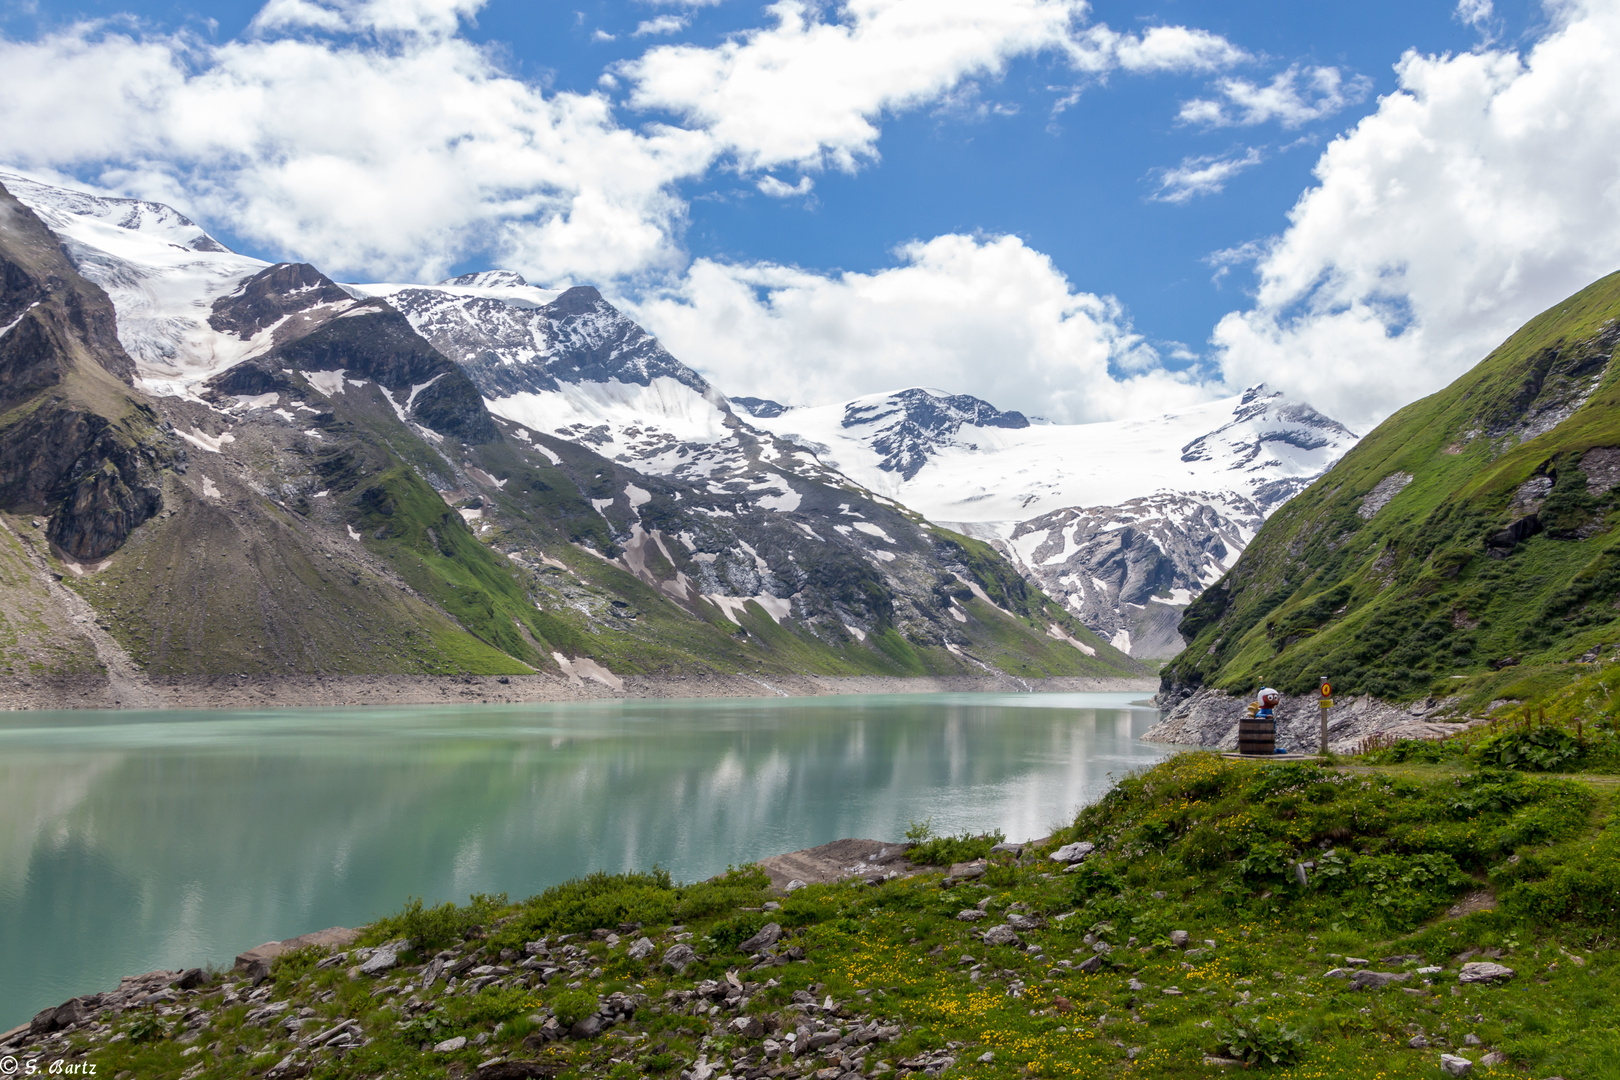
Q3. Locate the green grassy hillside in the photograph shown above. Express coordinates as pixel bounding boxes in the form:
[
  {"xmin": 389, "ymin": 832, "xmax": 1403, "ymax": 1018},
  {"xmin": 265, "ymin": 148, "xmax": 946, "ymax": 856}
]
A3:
[{"xmin": 1165, "ymin": 270, "xmax": 1620, "ymax": 711}]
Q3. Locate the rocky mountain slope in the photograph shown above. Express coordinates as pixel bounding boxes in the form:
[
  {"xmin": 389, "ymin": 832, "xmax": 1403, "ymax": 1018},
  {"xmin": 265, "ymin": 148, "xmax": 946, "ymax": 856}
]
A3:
[
  {"xmin": 1156, "ymin": 268, "xmax": 1620, "ymax": 745},
  {"xmin": 744, "ymin": 386, "xmax": 1357, "ymax": 657},
  {"xmin": 0, "ymin": 174, "xmax": 1139, "ymax": 697}
]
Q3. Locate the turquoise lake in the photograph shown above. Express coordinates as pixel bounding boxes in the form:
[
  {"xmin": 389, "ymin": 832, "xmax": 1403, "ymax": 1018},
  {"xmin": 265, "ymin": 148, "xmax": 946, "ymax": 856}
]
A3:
[{"xmin": 0, "ymin": 691, "xmax": 1168, "ymax": 1029}]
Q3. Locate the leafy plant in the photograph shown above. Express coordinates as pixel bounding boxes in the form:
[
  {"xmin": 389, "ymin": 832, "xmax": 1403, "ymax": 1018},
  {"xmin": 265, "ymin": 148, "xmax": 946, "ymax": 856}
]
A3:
[
  {"xmin": 125, "ymin": 1013, "xmax": 167, "ymax": 1044},
  {"xmin": 1215, "ymin": 1014, "xmax": 1308, "ymax": 1066},
  {"xmin": 906, "ymin": 829, "xmax": 1006, "ymax": 866},
  {"xmin": 399, "ymin": 1008, "xmax": 455, "ymax": 1046},
  {"xmin": 707, "ymin": 912, "xmax": 767, "ymax": 952},
  {"xmin": 1475, "ymin": 727, "xmax": 1582, "ymax": 771}
]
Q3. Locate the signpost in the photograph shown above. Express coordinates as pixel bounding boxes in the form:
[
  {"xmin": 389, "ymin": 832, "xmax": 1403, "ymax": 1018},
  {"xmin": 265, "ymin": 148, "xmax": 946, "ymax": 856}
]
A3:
[{"xmin": 1318, "ymin": 677, "xmax": 1333, "ymax": 756}]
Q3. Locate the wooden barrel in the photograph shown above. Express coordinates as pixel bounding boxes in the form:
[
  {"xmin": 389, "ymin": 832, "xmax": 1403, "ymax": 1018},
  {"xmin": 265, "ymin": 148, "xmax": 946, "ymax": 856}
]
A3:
[{"xmin": 1238, "ymin": 715, "xmax": 1275, "ymax": 756}]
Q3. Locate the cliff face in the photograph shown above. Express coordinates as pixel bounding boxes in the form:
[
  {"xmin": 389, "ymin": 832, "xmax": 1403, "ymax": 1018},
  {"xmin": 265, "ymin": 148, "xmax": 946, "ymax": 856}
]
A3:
[{"xmin": 0, "ymin": 182, "xmax": 180, "ymax": 560}]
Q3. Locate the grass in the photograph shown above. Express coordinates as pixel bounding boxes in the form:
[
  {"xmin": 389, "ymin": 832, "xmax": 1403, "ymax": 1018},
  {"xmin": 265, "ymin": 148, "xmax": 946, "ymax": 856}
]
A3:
[{"xmin": 35, "ymin": 751, "xmax": 1620, "ymax": 1080}]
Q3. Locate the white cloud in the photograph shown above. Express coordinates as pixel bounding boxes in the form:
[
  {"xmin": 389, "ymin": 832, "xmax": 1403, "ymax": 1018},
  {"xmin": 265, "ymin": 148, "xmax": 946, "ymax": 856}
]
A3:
[
  {"xmin": 1214, "ymin": 0, "xmax": 1620, "ymax": 428},
  {"xmin": 1068, "ymin": 24, "xmax": 1248, "ymax": 74},
  {"xmin": 1152, "ymin": 147, "xmax": 1263, "ymax": 203},
  {"xmin": 593, "ymin": 29, "xmax": 617, "ymax": 42},
  {"xmin": 757, "ymin": 175, "xmax": 813, "ymax": 197},
  {"xmin": 1180, "ymin": 64, "xmax": 1372, "ymax": 128},
  {"xmin": 633, "ymin": 15, "xmax": 688, "ymax": 36},
  {"xmin": 0, "ymin": 12, "xmax": 714, "ymax": 282},
  {"xmin": 621, "ymin": 0, "xmax": 1245, "ymax": 172},
  {"xmin": 627, "ymin": 233, "xmax": 1209, "ymax": 423},
  {"xmin": 1456, "ymin": 0, "xmax": 1494, "ymax": 28}
]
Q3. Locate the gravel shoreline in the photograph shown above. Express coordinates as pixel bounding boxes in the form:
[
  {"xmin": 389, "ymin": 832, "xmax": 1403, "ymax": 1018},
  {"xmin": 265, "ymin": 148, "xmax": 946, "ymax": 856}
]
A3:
[{"xmin": 0, "ymin": 673, "xmax": 1159, "ymax": 712}]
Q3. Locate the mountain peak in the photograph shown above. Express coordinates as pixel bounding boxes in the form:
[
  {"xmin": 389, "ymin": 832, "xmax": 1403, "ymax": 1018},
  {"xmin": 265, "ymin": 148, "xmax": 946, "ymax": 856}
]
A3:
[
  {"xmin": 441, "ymin": 270, "xmax": 528, "ymax": 288},
  {"xmin": 547, "ymin": 285, "xmax": 605, "ymax": 316}
]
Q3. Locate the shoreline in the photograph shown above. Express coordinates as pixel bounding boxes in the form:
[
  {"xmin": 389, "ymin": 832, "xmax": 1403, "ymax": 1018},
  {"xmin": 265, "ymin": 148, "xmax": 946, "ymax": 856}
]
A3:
[{"xmin": 0, "ymin": 672, "xmax": 1160, "ymax": 712}]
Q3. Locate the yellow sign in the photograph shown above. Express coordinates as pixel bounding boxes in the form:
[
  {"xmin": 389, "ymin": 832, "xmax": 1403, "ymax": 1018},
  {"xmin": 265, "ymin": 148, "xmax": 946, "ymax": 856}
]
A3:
[
  {"xmin": 1320, "ymin": 682, "xmax": 1333, "ymax": 697},
  {"xmin": 1319, "ymin": 698, "xmax": 1334, "ymax": 709}
]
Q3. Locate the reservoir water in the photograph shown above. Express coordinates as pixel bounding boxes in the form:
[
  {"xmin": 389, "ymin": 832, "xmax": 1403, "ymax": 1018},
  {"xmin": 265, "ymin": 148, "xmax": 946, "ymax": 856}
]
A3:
[{"xmin": 0, "ymin": 691, "xmax": 1168, "ymax": 1029}]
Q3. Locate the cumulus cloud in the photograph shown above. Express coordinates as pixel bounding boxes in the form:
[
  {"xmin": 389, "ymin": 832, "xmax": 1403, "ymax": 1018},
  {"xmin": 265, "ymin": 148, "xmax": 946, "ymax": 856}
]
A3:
[
  {"xmin": 621, "ymin": 0, "xmax": 1246, "ymax": 172},
  {"xmin": 756, "ymin": 175, "xmax": 813, "ymax": 197},
  {"xmin": 1456, "ymin": 0, "xmax": 1494, "ymax": 28},
  {"xmin": 627, "ymin": 233, "xmax": 1209, "ymax": 423},
  {"xmin": 1214, "ymin": 0, "xmax": 1620, "ymax": 428},
  {"xmin": 1179, "ymin": 64, "xmax": 1372, "ymax": 128},
  {"xmin": 1152, "ymin": 147, "xmax": 1264, "ymax": 203},
  {"xmin": 633, "ymin": 15, "xmax": 688, "ymax": 36},
  {"xmin": 0, "ymin": 5, "xmax": 714, "ymax": 282}
]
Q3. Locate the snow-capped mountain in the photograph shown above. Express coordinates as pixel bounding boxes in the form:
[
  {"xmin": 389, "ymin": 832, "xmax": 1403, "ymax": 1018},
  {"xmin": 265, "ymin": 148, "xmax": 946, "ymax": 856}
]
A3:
[{"xmin": 745, "ymin": 385, "xmax": 1358, "ymax": 655}]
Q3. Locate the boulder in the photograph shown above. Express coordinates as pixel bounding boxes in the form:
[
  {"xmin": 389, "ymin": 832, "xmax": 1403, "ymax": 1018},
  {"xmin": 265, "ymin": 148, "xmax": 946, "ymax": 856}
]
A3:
[
  {"xmin": 626, "ymin": 937, "xmax": 656, "ymax": 961},
  {"xmin": 989, "ymin": 842, "xmax": 1023, "ymax": 856},
  {"xmin": 982, "ymin": 925, "xmax": 1021, "ymax": 947},
  {"xmin": 174, "ymin": 968, "xmax": 208, "ymax": 990},
  {"xmin": 729, "ymin": 1016, "xmax": 766, "ymax": 1038},
  {"xmin": 434, "ymin": 1036, "xmax": 469, "ymax": 1052},
  {"xmin": 945, "ymin": 860, "xmax": 987, "ymax": 882},
  {"xmin": 1440, "ymin": 1054, "xmax": 1473, "ymax": 1076},
  {"xmin": 1168, "ymin": 931, "xmax": 1190, "ymax": 948},
  {"xmin": 1049, "ymin": 842, "xmax": 1094, "ymax": 863},
  {"xmin": 1077, "ymin": 955, "xmax": 1105, "ymax": 974},
  {"xmin": 358, "ymin": 948, "xmax": 398, "ymax": 976},
  {"xmin": 956, "ymin": 909, "xmax": 987, "ymax": 922},
  {"xmin": 569, "ymin": 1015, "xmax": 602, "ymax": 1040},
  {"xmin": 1457, "ymin": 962, "xmax": 1515, "ymax": 985},
  {"xmin": 661, "ymin": 944, "xmax": 698, "ymax": 973},
  {"xmin": 738, "ymin": 923, "xmax": 783, "ymax": 954},
  {"xmin": 1480, "ymin": 1051, "xmax": 1506, "ymax": 1067},
  {"xmin": 1350, "ymin": 971, "xmax": 1413, "ymax": 991}
]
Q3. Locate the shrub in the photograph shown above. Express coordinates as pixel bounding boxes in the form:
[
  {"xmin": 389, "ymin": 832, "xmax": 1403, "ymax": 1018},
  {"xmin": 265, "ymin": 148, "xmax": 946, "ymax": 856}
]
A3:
[
  {"xmin": 375, "ymin": 892, "xmax": 508, "ymax": 951},
  {"xmin": 905, "ymin": 826, "xmax": 1006, "ymax": 866},
  {"xmin": 707, "ymin": 912, "xmax": 767, "ymax": 952},
  {"xmin": 1475, "ymin": 727, "xmax": 1582, "ymax": 771},
  {"xmin": 549, "ymin": 988, "xmax": 599, "ymax": 1028}
]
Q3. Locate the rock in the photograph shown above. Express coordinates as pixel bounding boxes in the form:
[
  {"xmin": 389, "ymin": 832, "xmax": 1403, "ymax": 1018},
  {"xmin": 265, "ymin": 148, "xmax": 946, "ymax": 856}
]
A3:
[
  {"xmin": 1439, "ymin": 1053, "xmax": 1473, "ymax": 1076},
  {"xmin": 569, "ymin": 1015, "xmax": 602, "ymax": 1039},
  {"xmin": 738, "ymin": 923, "xmax": 782, "ymax": 954},
  {"xmin": 1458, "ymin": 962, "xmax": 1515, "ymax": 985},
  {"xmin": 1464, "ymin": 1034, "xmax": 1481, "ymax": 1046},
  {"xmin": 785, "ymin": 879, "xmax": 808, "ymax": 892},
  {"xmin": 1005, "ymin": 913, "xmax": 1043, "ymax": 931},
  {"xmin": 435, "ymin": 1036, "xmax": 469, "ymax": 1052},
  {"xmin": 1345, "ymin": 957, "xmax": 1370, "ymax": 967},
  {"xmin": 729, "ymin": 1016, "xmax": 765, "ymax": 1038},
  {"xmin": 1480, "ymin": 1051, "xmax": 1506, "ymax": 1067},
  {"xmin": 981, "ymin": 925, "xmax": 1021, "ymax": 947},
  {"xmin": 245, "ymin": 957, "xmax": 273, "ymax": 986},
  {"xmin": 1292, "ymin": 863, "xmax": 1308, "ymax": 887},
  {"xmin": 1409, "ymin": 1036, "xmax": 1430, "ymax": 1049},
  {"xmin": 1049, "ymin": 842, "xmax": 1094, "ymax": 863},
  {"xmin": 174, "ymin": 968, "xmax": 208, "ymax": 990},
  {"xmin": 234, "ymin": 927, "xmax": 361, "ymax": 972},
  {"xmin": 626, "ymin": 937, "xmax": 656, "ymax": 961},
  {"xmin": 1350, "ymin": 971, "xmax": 1413, "ymax": 990},
  {"xmin": 1324, "ymin": 968, "xmax": 1353, "ymax": 979},
  {"xmin": 956, "ymin": 909, "xmax": 988, "ymax": 921},
  {"xmin": 1077, "ymin": 955, "xmax": 1105, "ymax": 974},
  {"xmin": 989, "ymin": 843, "xmax": 1023, "ymax": 856},
  {"xmin": 661, "ymin": 944, "xmax": 698, "ymax": 973},
  {"xmin": 946, "ymin": 860, "xmax": 987, "ymax": 882},
  {"xmin": 977, "ymin": 1052, "xmax": 994, "ymax": 1063},
  {"xmin": 358, "ymin": 948, "xmax": 399, "ymax": 976},
  {"xmin": 807, "ymin": 1029, "xmax": 842, "ymax": 1050},
  {"xmin": 1168, "ymin": 931, "xmax": 1190, "ymax": 948}
]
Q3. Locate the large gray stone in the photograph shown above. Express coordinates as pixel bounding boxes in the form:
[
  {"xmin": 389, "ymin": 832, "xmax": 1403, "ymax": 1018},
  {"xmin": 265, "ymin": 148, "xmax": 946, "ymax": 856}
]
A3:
[
  {"xmin": 662, "ymin": 944, "xmax": 699, "ymax": 973},
  {"xmin": 1349, "ymin": 970, "xmax": 1412, "ymax": 990},
  {"xmin": 1049, "ymin": 842, "xmax": 1094, "ymax": 863},
  {"xmin": 358, "ymin": 948, "xmax": 398, "ymax": 976},
  {"xmin": 1439, "ymin": 1054, "xmax": 1473, "ymax": 1076},
  {"xmin": 434, "ymin": 1035, "xmax": 468, "ymax": 1052},
  {"xmin": 982, "ymin": 924, "xmax": 1021, "ymax": 947},
  {"xmin": 1457, "ymin": 962, "xmax": 1514, "ymax": 985},
  {"xmin": 738, "ymin": 923, "xmax": 782, "ymax": 954},
  {"xmin": 626, "ymin": 936, "xmax": 656, "ymax": 961}
]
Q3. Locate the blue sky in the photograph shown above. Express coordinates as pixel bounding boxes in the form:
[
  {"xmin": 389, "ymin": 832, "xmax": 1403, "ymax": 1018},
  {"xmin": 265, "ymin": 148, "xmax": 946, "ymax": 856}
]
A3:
[{"xmin": 1, "ymin": 0, "xmax": 1616, "ymax": 426}]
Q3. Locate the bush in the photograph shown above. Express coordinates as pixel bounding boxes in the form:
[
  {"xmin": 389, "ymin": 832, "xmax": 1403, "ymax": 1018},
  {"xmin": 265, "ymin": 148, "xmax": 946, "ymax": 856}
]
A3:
[
  {"xmin": 549, "ymin": 988, "xmax": 599, "ymax": 1028},
  {"xmin": 374, "ymin": 892, "xmax": 507, "ymax": 951},
  {"xmin": 904, "ymin": 820, "xmax": 1006, "ymax": 866},
  {"xmin": 707, "ymin": 912, "xmax": 767, "ymax": 952}
]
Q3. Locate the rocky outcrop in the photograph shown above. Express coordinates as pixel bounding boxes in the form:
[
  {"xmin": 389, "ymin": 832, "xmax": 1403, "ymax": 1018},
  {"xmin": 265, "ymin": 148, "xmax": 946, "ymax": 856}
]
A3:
[
  {"xmin": 1144, "ymin": 686, "xmax": 1488, "ymax": 752},
  {"xmin": 209, "ymin": 261, "xmax": 355, "ymax": 340},
  {"xmin": 0, "ymin": 179, "xmax": 178, "ymax": 559}
]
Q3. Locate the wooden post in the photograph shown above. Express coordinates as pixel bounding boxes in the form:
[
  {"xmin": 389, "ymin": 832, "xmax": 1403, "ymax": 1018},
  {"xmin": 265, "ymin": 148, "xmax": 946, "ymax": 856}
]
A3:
[{"xmin": 1318, "ymin": 676, "xmax": 1332, "ymax": 757}]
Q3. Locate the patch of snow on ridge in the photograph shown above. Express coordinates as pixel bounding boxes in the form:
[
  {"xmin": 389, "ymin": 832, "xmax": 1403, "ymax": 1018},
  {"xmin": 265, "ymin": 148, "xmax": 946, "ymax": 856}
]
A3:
[
  {"xmin": 0, "ymin": 302, "xmax": 38, "ymax": 340},
  {"xmin": 177, "ymin": 428, "xmax": 235, "ymax": 454}
]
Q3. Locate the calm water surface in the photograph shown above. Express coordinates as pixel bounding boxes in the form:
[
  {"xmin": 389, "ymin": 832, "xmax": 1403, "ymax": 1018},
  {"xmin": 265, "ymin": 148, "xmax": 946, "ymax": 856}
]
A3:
[{"xmin": 0, "ymin": 691, "xmax": 1167, "ymax": 1028}]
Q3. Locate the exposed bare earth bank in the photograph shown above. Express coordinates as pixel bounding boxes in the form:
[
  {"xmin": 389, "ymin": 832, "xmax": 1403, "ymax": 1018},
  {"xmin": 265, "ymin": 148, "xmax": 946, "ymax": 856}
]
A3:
[
  {"xmin": 1144, "ymin": 685, "xmax": 1490, "ymax": 753},
  {"xmin": 0, "ymin": 672, "xmax": 1159, "ymax": 712}
]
